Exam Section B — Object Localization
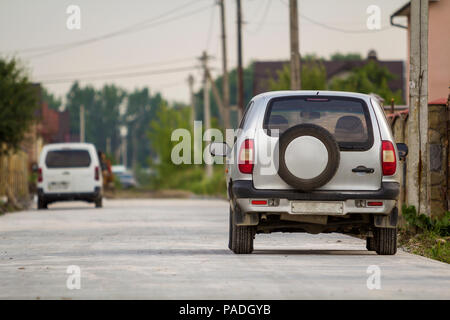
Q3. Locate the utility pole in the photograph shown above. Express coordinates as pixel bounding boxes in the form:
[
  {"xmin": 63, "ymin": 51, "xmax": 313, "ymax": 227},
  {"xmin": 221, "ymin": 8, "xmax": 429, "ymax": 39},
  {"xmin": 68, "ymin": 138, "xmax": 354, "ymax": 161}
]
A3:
[
  {"xmin": 80, "ymin": 104, "xmax": 85, "ymax": 142},
  {"xmin": 206, "ymin": 69, "xmax": 227, "ymax": 127},
  {"xmin": 219, "ymin": 0, "xmax": 231, "ymax": 129},
  {"xmin": 120, "ymin": 126, "xmax": 128, "ymax": 168},
  {"xmin": 407, "ymin": 0, "xmax": 429, "ymax": 215},
  {"xmin": 236, "ymin": 0, "xmax": 244, "ymax": 120},
  {"xmin": 200, "ymin": 51, "xmax": 213, "ymax": 178},
  {"xmin": 188, "ymin": 74, "xmax": 196, "ymax": 127},
  {"xmin": 106, "ymin": 137, "xmax": 111, "ymax": 155},
  {"xmin": 289, "ymin": 0, "xmax": 301, "ymax": 90}
]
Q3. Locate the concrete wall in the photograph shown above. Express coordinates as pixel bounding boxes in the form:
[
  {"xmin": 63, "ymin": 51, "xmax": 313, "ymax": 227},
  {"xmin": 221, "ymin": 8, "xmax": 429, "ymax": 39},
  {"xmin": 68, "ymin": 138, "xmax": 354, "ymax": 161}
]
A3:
[
  {"xmin": 405, "ymin": 1, "xmax": 450, "ymax": 102},
  {"xmin": 428, "ymin": 0, "xmax": 450, "ymax": 101}
]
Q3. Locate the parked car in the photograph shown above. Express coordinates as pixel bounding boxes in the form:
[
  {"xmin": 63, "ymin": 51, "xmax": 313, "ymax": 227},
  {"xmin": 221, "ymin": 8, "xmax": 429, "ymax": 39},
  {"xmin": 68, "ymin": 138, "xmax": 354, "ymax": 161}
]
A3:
[
  {"xmin": 116, "ymin": 171, "xmax": 138, "ymax": 189},
  {"xmin": 37, "ymin": 143, "xmax": 103, "ymax": 209},
  {"xmin": 210, "ymin": 91, "xmax": 408, "ymax": 255}
]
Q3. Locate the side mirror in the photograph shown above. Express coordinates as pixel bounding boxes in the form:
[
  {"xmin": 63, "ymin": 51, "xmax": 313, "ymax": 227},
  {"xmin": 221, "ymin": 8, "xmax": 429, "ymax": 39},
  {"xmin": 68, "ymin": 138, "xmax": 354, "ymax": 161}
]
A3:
[
  {"xmin": 396, "ymin": 143, "xmax": 408, "ymax": 161},
  {"xmin": 31, "ymin": 163, "xmax": 39, "ymax": 173},
  {"xmin": 209, "ymin": 142, "xmax": 230, "ymax": 157}
]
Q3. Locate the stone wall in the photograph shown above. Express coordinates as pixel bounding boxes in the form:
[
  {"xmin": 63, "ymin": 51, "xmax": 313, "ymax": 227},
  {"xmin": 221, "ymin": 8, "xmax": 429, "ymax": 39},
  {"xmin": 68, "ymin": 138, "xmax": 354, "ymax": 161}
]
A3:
[
  {"xmin": 428, "ymin": 103, "xmax": 449, "ymax": 217},
  {"xmin": 388, "ymin": 100, "xmax": 449, "ymax": 218}
]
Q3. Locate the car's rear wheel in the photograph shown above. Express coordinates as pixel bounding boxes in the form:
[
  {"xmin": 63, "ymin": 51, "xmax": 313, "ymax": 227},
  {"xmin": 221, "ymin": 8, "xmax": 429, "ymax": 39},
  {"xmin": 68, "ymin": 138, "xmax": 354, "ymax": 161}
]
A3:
[
  {"xmin": 95, "ymin": 197, "xmax": 103, "ymax": 208},
  {"xmin": 366, "ymin": 236, "xmax": 376, "ymax": 251},
  {"xmin": 374, "ymin": 227, "xmax": 397, "ymax": 255},
  {"xmin": 228, "ymin": 207, "xmax": 233, "ymax": 250},
  {"xmin": 230, "ymin": 204, "xmax": 256, "ymax": 254},
  {"xmin": 37, "ymin": 196, "xmax": 47, "ymax": 210}
]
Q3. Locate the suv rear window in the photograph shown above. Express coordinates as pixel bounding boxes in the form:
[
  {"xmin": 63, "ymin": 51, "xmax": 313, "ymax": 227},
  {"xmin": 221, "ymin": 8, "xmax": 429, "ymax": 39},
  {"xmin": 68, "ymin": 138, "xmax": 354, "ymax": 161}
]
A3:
[
  {"xmin": 263, "ymin": 96, "xmax": 373, "ymax": 151},
  {"xmin": 45, "ymin": 150, "xmax": 91, "ymax": 168}
]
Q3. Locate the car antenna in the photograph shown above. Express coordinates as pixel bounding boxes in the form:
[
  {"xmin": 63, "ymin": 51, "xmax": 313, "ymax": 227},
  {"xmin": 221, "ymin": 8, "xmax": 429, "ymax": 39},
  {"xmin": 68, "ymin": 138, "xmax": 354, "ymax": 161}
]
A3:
[{"xmin": 316, "ymin": 91, "xmax": 319, "ymax": 95}]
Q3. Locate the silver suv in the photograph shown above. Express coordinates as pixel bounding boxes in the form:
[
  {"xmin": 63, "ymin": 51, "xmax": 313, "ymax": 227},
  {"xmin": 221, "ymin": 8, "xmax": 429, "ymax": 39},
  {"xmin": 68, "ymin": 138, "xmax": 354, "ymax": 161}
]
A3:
[{"xmin": 211, "ymin": 91, "xmax": 408, "ymax": 255}]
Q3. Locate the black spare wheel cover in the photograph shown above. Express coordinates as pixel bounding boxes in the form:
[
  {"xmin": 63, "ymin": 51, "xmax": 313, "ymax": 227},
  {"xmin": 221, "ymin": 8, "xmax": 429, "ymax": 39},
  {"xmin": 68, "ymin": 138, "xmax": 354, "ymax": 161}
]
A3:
[{"xmin": 278, "ymin": 124, "xmax": 340, "ymax": 191}]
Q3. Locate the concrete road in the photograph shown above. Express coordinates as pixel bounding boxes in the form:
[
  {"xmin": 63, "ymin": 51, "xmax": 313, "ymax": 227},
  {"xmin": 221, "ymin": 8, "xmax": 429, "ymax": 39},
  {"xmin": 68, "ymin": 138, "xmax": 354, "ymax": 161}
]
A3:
[{"xmin": 0, "ymin": 199, "xmax": 449, "ymax": 299}]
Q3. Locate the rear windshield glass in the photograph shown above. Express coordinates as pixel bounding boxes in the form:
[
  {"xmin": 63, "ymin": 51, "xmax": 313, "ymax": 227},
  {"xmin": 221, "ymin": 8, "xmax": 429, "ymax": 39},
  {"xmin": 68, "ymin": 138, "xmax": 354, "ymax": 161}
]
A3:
[
  {"xmin": 264, "ymin": 96, "xmax": 373, "ymax": 150},
  {"xmin": 45, "ymin": 150, "xmax": 91, "ymax": 168}
]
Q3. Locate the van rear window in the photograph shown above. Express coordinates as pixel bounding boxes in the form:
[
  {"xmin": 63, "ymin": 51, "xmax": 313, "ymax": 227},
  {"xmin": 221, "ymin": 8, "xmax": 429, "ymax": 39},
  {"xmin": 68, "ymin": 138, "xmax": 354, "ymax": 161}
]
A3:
[
  {"xmin": 264, "ymin": 96, "xmax": 373, "ymax": 151},
  {"xmin": 45, "ymin": 150, "xmax": 91, "ymax": 168}
]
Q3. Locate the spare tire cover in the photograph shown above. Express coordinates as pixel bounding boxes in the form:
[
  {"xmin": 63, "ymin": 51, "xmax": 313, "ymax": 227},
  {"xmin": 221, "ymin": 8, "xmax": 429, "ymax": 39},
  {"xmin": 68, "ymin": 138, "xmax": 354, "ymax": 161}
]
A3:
[{"xmin": 278, "ymin": 124, "xmax": 340, "ymax": 191}]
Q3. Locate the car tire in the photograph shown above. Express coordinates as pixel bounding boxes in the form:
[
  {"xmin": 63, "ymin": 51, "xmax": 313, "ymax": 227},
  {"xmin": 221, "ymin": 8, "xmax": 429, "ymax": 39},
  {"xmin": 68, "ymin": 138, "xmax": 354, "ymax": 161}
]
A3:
[
  {"xmin": 228, "ymin": 207, "xmax": 233, "ymax": 250},
  {"xmin": 374, "ymin": 227, "xmax": 397, "ymax": 255},
  {"xmin": 95, "ymin": 197, "xmax": 103, "ymax": 208},
  {"xmin": 37, "ymin": 196, "xmax": 47, "ymax": 210},
  {"xmin": 366, "ymin": 237, "xmax": 376, "ymax": 251},
  {"xmin": 230, "ymin": 204, "xmax": 256, "ymax": 254},
  {"xmin": 278, "ymin": 124, "xmax": 340, "ymax": 191}
]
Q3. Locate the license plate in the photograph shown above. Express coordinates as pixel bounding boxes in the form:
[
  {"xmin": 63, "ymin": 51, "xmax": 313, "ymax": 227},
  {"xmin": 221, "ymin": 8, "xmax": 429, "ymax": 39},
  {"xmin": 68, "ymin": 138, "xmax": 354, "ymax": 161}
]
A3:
[
  {"xmin": 291, "ymin": 201, "xmax": 344, "ymax": 214},
  {"xmin": 48, "ymin": 181, "xmax": 69, "ymax": 191}
]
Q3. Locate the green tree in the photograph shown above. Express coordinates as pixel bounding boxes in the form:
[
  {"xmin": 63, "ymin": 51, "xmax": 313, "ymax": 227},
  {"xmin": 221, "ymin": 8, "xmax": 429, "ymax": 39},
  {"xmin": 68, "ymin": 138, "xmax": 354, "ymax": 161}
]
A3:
[
  {"xmin": 0, "ymin": 57, "xmax": 38, "ymax": 154},
  {"xmin": 148, "ymin": 103, "xmax": 192, "ymax": 188},
  {"xmin": 41, "ymin": 87, "xmax": 62, "ymax": 111},
  {"xmin": 195, "ymin": 64, "xmax": 254, "ymax": 128},
  {"xmin": 126, "ymin": 88, "xmax": 165, "ymax": 168},
  {"xmin": 65, "ymin": 82, "xmax": 125, "ymax": 157},
  {"xmin": 268, "ymin": 59, "xmax": 327, "ymax": 91},
  {"xmin": 147, "ymin": 103, "xmax": 226, "ymax": 195},
  {"xmin": 329, "ymin": 60, "xmax": 404, "ymax": 104},
  {"xmin": 330, "ymin": 52, "xmax": 362, "ymax": 61}
]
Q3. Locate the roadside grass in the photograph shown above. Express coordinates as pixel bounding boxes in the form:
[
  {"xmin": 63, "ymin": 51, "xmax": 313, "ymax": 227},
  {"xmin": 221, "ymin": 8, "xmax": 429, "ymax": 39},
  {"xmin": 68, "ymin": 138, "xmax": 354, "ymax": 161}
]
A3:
[
  {"xmin": 398, "ymin": 229, "xmax": 450, "ymax": 264},
  {"xmin": 145, "ymin": 166, "xmax": 227, "ymax": 198},
  {"xmin": 0, "ymin": 198, "xmax": 29, "ymax": 215},
  {"xmin": 399, "ymin": 205, "xmax": 450, "ymax": 264},
  {"xmin": 110, "ymin": 166, "xmax": 228, "ymax": 199}
]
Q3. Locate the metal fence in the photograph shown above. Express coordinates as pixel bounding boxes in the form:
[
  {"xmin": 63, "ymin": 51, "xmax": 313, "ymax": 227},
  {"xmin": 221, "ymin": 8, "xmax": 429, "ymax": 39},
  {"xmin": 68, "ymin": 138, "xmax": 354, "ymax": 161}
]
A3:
[{"xmin": 0, "ymin": 151, "xmax": 29, "ymax": 201}]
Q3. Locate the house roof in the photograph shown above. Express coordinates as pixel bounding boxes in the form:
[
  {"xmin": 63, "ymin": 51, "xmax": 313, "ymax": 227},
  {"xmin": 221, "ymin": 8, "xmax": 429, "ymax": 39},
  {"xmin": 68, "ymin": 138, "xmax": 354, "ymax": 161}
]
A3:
[
  {"xmin": 391, "ymin": 0, "xmax": 441, "ymax": 18},
  {"xmin": 391, "ymin": 2, "xmax": 411, "ymax": 18},
  {"xmin": 386, "ymin": 97, "xmax": 448, "ymax": 122}
]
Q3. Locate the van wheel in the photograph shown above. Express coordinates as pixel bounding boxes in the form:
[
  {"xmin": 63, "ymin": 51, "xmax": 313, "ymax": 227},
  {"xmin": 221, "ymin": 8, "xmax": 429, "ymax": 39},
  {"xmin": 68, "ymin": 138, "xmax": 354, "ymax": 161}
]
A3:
[
  {"xmin": 230, "ymin": 204, "xmax": 256, "ymax": 254},
  {"xmin": 95, "ymin": 197, "xmax": 103, "ymax": 208},
  {"xmin": 37, "ymin": 197, "xmax": 47, "ymax": 210},
  {"xmin": 366, "ymin": 237, "xmax": 376, "ymax": 251},
  {"xmin": 374, "ymin": 227, "xmax": 397, "ymax": 255}
]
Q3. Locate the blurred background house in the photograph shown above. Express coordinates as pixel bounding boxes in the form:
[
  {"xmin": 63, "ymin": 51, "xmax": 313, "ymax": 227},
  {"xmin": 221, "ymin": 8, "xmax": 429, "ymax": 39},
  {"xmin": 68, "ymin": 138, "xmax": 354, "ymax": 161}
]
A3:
[{"xmin": 253, "ymin": 50, "xmax": 406, "ymax": 102}]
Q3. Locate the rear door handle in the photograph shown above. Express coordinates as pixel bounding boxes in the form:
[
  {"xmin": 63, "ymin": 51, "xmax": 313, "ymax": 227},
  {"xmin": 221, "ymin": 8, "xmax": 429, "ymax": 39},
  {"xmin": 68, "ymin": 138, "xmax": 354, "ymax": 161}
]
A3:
[{"xmin": 352, "ymin": 166, "xmax": 374, "ymax": 173}]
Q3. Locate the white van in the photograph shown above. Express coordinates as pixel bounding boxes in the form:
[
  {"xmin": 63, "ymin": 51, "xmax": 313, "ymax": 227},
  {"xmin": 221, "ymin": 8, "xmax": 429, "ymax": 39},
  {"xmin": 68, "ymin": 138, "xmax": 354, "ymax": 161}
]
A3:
[{"xmin": 37, "ymin": 143, "xmax": 103, "ymax": 209}]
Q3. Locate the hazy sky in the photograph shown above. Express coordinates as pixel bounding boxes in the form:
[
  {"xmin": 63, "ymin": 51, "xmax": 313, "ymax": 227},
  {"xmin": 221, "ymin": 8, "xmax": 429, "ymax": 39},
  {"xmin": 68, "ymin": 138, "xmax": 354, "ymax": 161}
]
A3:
[{"xmin": 0, "ymin": 0, "xmax": 409, "ymax": 104}]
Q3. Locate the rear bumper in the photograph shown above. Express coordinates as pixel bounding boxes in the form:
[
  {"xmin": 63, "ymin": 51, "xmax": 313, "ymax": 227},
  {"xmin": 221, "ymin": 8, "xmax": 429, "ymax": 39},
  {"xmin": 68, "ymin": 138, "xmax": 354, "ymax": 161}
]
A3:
[
  {"xmin": 38, "ymin": 187, "xmax": 101, "ymax": 203},
  {"xmin": 232, "ymin": 180, "xmax": 399, "ymax": 201},
  {"xmin": 232, "ymin": 180, "xmax": 399, "ymax": 216}
]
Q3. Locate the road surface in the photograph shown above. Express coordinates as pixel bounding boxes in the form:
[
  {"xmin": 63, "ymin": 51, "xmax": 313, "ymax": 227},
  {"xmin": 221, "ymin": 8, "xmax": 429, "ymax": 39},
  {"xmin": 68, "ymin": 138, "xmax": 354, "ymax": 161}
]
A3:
[{"xmin": 0, "ymin": 198, "xmax": 449, "ymax": 299}]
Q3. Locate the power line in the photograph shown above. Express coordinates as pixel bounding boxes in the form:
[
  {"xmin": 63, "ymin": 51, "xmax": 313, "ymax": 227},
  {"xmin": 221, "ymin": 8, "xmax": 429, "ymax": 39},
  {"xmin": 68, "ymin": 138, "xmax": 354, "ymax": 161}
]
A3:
[
  {"xmin": 35, "ymin": 56, "xmax": 197, "ymax": 79},
  {"xmin": 205, "ymin": 4, "xmax": 217, "ymax": 51},
  {"xmin": 300, "ymin": 13, "xmax": 390, "ymax": 34},
  {"xmin": 8, "ymin": 0, "xmax": 208, "ymax": 55},
  {"xmin": 24, "ymin": 1, "xmax": 214, "ymax": 59},
  {"xmin": 246, "ymin": 0, "xmax": 272, "ymax": 34},
  {"xmin": 278, "ymin": 0, "xmax": 391, "ymax": 34},
  {"xmin": 36, "ymin": 65, "xmax": 198, "ymax": 84}
]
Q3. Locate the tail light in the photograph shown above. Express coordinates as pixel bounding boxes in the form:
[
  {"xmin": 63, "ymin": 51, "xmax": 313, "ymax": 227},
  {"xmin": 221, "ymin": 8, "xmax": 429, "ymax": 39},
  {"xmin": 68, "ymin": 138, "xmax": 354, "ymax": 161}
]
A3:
[
  {"xmin": 251, "ymin": 200, "xmax": 268, "ymax": 205},
  {"xmin": 38, "ymin": 168, "xmax": 43, "ymax": 183},
  {"xmin": 95, "ymin": 166, "xmax": 100, "ymax": 181},
  {"xmin": 381, "ymin": 141, "xmax": 396, "ymax": 175},
  {"xmin": 238, "ymin": 139, "xmax": 254, "ymax": 174},
  {"xmin": 367, "ymin": 201, "xmax": 383, "ymax": 207}
]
